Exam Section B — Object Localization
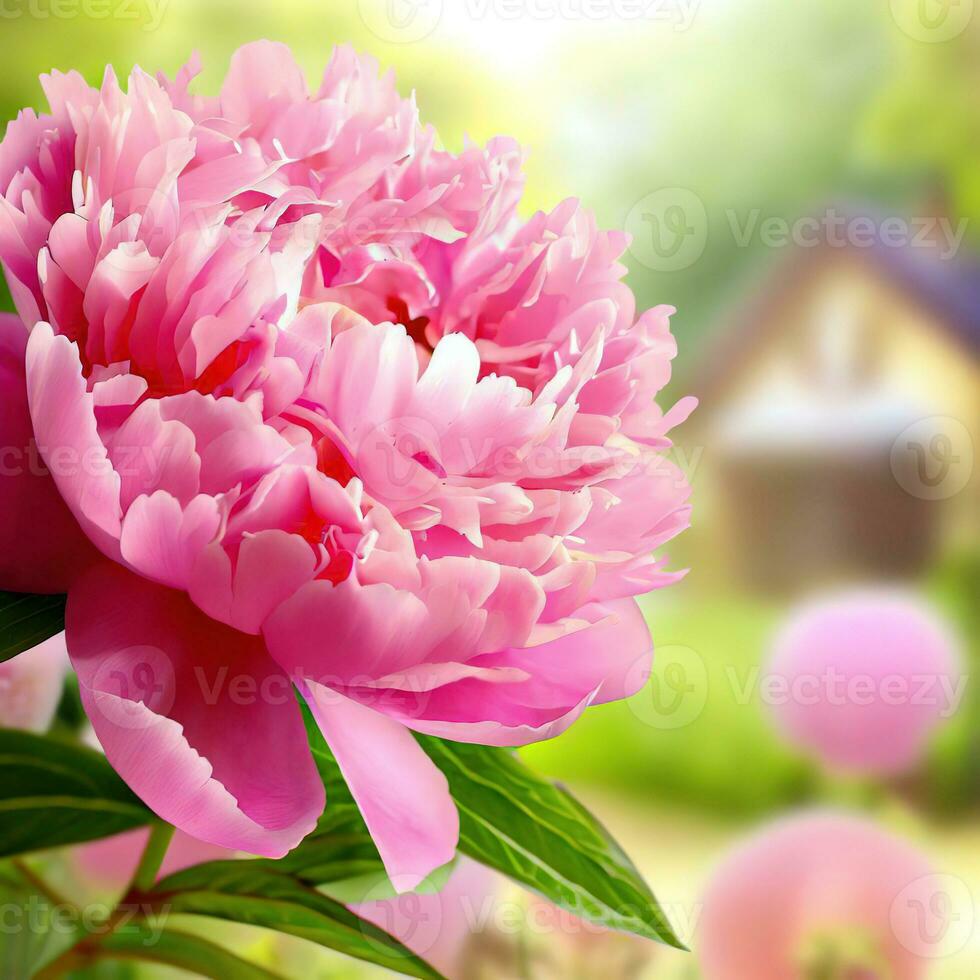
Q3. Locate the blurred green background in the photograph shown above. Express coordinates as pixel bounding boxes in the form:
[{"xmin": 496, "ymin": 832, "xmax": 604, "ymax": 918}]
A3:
[{"xmin": 1, "ymin": 0, "xmax": 978, "ymax": 976}]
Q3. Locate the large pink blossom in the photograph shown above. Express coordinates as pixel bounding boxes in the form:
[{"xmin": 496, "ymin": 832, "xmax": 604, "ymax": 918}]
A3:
[{"xmin": 0, "ymin": 43, "xmax": 693, "ymax": 888}]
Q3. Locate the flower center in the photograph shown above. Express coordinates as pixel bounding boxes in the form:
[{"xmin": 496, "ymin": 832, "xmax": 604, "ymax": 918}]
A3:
[
  {"xmin": 799, "ymin": 927, "xmax": 891, "ymax": 980},
  {"xmin": 386, "ymin": 296, "xmax": 432, "ymax": 353}
]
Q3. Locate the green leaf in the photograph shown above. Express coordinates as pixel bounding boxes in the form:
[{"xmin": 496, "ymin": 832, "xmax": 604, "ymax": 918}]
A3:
[
  {"xmin": 150, "ymin": 862, "xmax": 445, "ymax": 980},
  {"xmin": 279, "ymin": 724, "xmax": 386, "ymax": 887},
  {"xmin": 48, "ymin": 962, "xmax": 139, "ymax": 980},
  {"xmin": 418, "ymin": 736, "xmax": 686, "ymax": 949},
  {"xmin": 53, "ymin": 672, "xmax": 87, "ymax": 736},
  {"xmin": 0, "ymin": 592, "xmax": 66, "ymax": 664},
  {"xmin": 0, "ymin": 729, "xmax": 153, "ymax": 857},
  {"xmin": 300, "ymin": 697, "xmax": 681, "ymax": 947},
  {"xmin": 271, "ymin": 808, "xmax": 386, "ymax": 886},
  {"xmin": 0, "ymin": 860, "xmax": 80, "ymax": 976},
  {"xmin": 259, "ymin": 808, "xmax": 453, "ymax": 904},
  {"xmin": 95, "ymin": 924, "xmax": 284, "ymax": 979},
  {"xmin": 0, "ymin": 267, "xmax": 13, "ymax": 313},
  {"xmin": 298, "ymin": 702, "xmax": 454, "ymax": 901}
]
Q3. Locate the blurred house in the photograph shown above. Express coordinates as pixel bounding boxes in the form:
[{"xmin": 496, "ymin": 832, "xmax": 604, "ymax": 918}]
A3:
[{"xmin": 689, "ymin": 206, "xmax": 980, "ymax": 594}]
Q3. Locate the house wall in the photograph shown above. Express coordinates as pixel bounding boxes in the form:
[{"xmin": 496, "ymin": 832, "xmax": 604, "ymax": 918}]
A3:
[{"xmin": 685, "ymin": 255, "xmax": 979, "ymax": 594}]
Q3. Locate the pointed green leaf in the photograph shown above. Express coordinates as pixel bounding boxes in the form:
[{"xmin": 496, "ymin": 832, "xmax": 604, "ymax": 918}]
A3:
[
  {"xmin": 301, "ymin": 699, "xmax": 681, "ymax": 945},
  {"xmin": 298, "ymin": 702, "xmax": 454, "ymax": 899},
  {"xmin": 273, "ymin": 795, "xmax": 384, "ymax": 886},
  {"xmin": 417, "ymin": 736, "xmax": 685, "ymax": 949},
  {"xmin": 151, "ymin": 863, "xmax": 445, "ymax": 980},
  {"xmin": 0, "ymin": 592, "xmax": 66, "ymax": 663},
  {"xmin": 95, "ymin": 925, "xmax": 284, "ymax": 979},
  {"xmin": 0, "ymin": 729, "xmax": 153, "ymax": 857},
  {"xmin": 0, "ymin": 860, "xmax": 81, "ymax": 976}
]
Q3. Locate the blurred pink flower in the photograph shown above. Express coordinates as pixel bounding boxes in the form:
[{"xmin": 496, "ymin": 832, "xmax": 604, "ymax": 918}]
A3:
[
  {"xmin": 765, "ymin": 590, "xmax": 964, "ymax": 775},
  {"xmin": 0, "ymin": 634, "xmax": 67, "ymax": 732},
  {"xmin": 0, "ymin": 43, "xmax": 693, "ymax": 886},
  {"xmin": 518, "ymin": 896, "xmax": 655, "ymax": 978},
  {"xmin": 355, "ymin": 866, "xmax": 656, "ymax": 979},
  {"xmin": 353, "ymin": 858, "xmax": 497, "ymax": 978},
  {"xmin": 698, "ymin": 812, "xmax": 939, "ymax": 980},
  {"xmin": 72, "ymin": 827, "xmax": 231, "ymax": 890}
]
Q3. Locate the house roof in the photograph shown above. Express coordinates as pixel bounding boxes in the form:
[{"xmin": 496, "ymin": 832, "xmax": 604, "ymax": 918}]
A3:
[
  {"xmin": 717, "ymin": 377, "xmax": 933, "ymax": 453},
  {"xmin": 689, "ymin": 203, "xmax": 980, "ymax": 407},
  {"xmin": 866, "ymin": 216, "xmax": 980, "ymax": 354}
]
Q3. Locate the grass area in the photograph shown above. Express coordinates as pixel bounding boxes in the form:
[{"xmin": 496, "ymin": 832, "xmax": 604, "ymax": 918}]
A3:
[
  {"xmin": 523, "ymin": 591, "xmax": 818, "ymax": 818},
  {"xmin": 576, "ymin": 794, "xmax": 980, "ymax": 980}
]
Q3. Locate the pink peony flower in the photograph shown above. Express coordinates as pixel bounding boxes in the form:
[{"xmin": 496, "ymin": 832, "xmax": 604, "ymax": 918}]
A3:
[
  {"xmin": 0, "ymin": 43, "xmax": 693, "ymax": 888},
  {"xmin": 698, "ymin": 812, "xmax": 941, "ymax": 980},
  {"xmin": 308, "ymin": 155, "xmax": 696, "ymax": 454},
  {"xmin": 0, "ymin": 634, "xmax": 68, "ymax": 732},
  {"xmin": 765, "ymin": 590, "xmax": 964, "ymax": 775}
]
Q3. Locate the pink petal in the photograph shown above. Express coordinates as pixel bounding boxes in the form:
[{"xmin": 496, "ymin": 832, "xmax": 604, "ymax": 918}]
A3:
[
  {"xmin": 310, "ymin": 318, "xmax": 417, "ymax": 444},
  {"xmin": 303, "ymin": 682, "xmax": 458, "ymax": 892},
  {"xmin": 66, "ymin": 561, "xmax": 324, "ymax": 857},
  {"xmin": 0, "ymin": 316, "xmax": 97, "ymax": 591},
  {"xmin": 25, "ymin": 322, "xmax": 123, "ymax": 547},
  {"xmin": 219, "ymin": 41, "xmax": 309, "ymax": 131},
  {"xmin": 498, "ymin": 598, "xmax": 653, "ymax": 706},
  {"xmin": 264, "ymin": 576, "xmax": 432, "ymax": 685},
  {"xmin": 119, "ymin": 492, "xmax": 222, "ymax": 590},
  {"xmin": 366, "ymin": 681, "xmax": 595, "ymax": 748},
  {"xmin": 189, "ymin": 530, "xmax": 319, "ymax": 635},
  {"xmin": 350, "ymin": 600, "xmax": 651, "ymax": 748}
]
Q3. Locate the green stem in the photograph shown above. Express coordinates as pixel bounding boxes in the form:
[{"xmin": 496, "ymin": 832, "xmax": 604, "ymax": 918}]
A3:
[
  {"xmin": 11, "ymin": 858, "xmax": 72, "ymax": 909},
  {"xmin": 33, "ymin": 947, "xmax": 88, "ymax": 980},
  {"xmin": 132, "ymin": 822, "xmax": 175, "ymax": 893},
  {"xmin": 34, "ymin": 822, "xmax": 177, "ymax": 979}
]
